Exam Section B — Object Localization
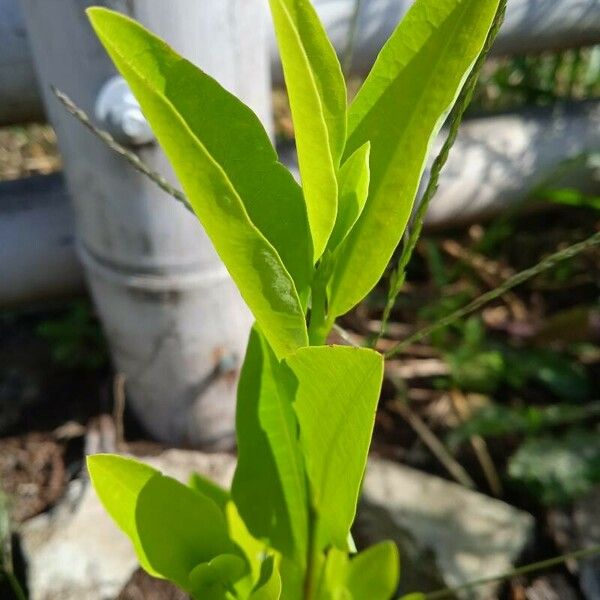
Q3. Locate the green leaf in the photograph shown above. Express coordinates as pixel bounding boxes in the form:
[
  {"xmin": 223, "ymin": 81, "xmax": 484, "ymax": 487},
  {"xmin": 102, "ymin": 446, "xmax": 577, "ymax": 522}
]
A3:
[
  {"xmin": 86, "ymin": 454, "xmax": 159, "ymax": 576},
  {"xmin": 327, "ymin": 0, "xmax": 501, "ymax": 317},
  {"xmin": 508, "ymin": 429, "xmax": 600, "ymax": 505},
  {"xmin": 250, "ymin": 556, "xmax": 282, "ymax": 600},
  {"xmin": 135, "ymin": 473, "xmax": 234, "ymax": 590},
  {"xmin": 232, "ymin": 327, "xmax": 308, "ymax": 564},
  {"xmin": 225, "ymin": 501, "xmax": 266, "ymax": 588},
  {"xmin": 188, "ymin": 473, "xmax": 230, "ymax": 511},
  {"xmin": 315, "ymin": 548, "xmax": 350, "ymax": 600},
  {"xmin": 327, "ymin": 142, "xmax": 371, "ymax": 252},
  {"xmin": 87, "ymin": 8, "xmax": 308, "ymax": 358},
  {"xmin": 346, "ymin": 541, "xmax": 399, "ymax": 600},
  {"xmin": 268, "ymin": 0, "xmax": 347, "ymax": 260},
  {"xmin": 188, "ymin": 472, "xmax": 265, "ymax": 591},
  {"xmin": 285, "ymin": 346, "xmax": 384, "ymax": 550},
  {"xmin": 188, "ymin": 554, "xmax": 247, "ymax": 600}
]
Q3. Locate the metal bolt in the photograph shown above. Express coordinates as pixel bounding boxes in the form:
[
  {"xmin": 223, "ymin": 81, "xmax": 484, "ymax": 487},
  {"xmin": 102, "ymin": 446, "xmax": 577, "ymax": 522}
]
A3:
[{"xmin": 95, "ymin": 76, "xmax": 155, "ymax": 147}]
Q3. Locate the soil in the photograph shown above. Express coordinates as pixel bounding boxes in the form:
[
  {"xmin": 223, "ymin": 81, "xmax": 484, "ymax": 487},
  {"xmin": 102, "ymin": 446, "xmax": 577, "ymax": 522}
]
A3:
[
  {"xmin": 0, "ymin": 127, "xmax": 598, "ymax": 599},
  {"xmin": 118, "ymin": 569, "xmax": 189, "ymax": 600},
  {"xmin": 0, "ymin": 434, "xmax": 65, "ymax": 523}
]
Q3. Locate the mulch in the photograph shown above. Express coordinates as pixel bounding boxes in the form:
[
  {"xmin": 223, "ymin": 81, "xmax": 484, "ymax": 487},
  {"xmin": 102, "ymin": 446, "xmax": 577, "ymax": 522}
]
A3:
[{"xmin": 0, "ymin": 433, "xmax": 65, "ymax": 523}]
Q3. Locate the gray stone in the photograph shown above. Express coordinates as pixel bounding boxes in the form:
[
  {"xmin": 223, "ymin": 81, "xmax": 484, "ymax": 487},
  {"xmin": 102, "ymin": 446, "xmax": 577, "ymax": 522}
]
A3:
[
  {"xmin": 358, "ymin": 458, "xmax": 535, "ymax": 600},
  {"xmin": 19, "ymin": 450, "xmax": 236, "ymax": 600},
  {"xmin": 549, "ymin": 486, "xmax": 600, "ymax": 600}
]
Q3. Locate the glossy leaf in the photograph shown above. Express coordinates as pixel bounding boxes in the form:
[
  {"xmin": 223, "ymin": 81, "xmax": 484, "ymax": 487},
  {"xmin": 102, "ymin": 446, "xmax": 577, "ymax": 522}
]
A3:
[
  {"xmin": 135, "ymin": 474, "xmax": 234, "ymax": 590},
  {"xmin": 327, "ymin": 0, "xmax": 501, "ymax": 317},
  {"xmin": 268, "ymin": 0, "xmax": 346, "ymax": 260},
  {"xmin": 285, "ymin": 346, "xmax": 384, "ymax": 549},
  {"xmin": 346, "ymin": 541, "xmax": 399, "ymax": 600},
  {"xmin": 327, "ymin": 142, "xmax": 371, "ymax": 252},
  {"xmin": 88, "ymin": 8, "xmax": 308, "ymax": 358},
  {"xmin": 86, "ymin": 454, "xmax": 159, "ymax": 576},
  {"xmin": 232, "ymin": 327, "xmax": 308, "ymax": 564}
]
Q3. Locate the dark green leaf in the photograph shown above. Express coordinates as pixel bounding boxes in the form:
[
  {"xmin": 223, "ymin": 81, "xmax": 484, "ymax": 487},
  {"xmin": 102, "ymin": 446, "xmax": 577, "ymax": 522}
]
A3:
[
  {"xmin": 135, "ymin": 474, "xmax": 233, "ymax": 590},
  {"xmin": 232, "ymin": 327, "xmax": 308, "ymax": 564}
]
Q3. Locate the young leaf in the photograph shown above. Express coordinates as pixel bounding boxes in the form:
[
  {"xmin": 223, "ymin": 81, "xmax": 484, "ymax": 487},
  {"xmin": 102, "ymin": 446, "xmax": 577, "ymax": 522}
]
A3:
[
  {"xmin": 225, "ymin": 502, "xmax": 266, "ymax": 586},
  {"xmin": 327, "ymin": 0, "xmax": 501, "ymax": 318},
  {"xmin": 88, "ymin": 8, "xmax": 308, "ymax": 358},
  {"xmin": 327, "ymin": 142, "xmax": 371, "ymax": 252},
  {"xmin": 346, "ymin": 541, "xmax": 399, "ymax": 600},
  {"xmin": 268, "ymin": 0, "xmax": 347, "ymax": 261},
  {"xmin": 86, "ymin": 454, "xmax": 160, "ymax": 576},
  {"xmin": 188, "ymin": 472, "xmax": 265, "ymax": 590},
  {"xmin": 316, "ymin": 548, "xmax": 350, "ymax": 600},
  {"xmin": 232, "ymin": 327, "xmax": 308, "ymax": 565},
  {"xmin": 285, "ymin": 346, "xmax": 384, "ymax": 550},
  {"xmin": 250, "ymin": 556, "xmax": 282, "ymax": 600},
  {"xmin": 188, "ymin": 554, "xmax": 247, "ymax": 600},
  {"xmin": 135, "ymin": 473, "xmax": 234, "ymax": 591}
]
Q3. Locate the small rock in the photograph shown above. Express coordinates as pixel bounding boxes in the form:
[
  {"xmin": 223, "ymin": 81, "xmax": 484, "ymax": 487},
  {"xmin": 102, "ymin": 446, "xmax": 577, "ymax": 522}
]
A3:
[
  {"xmin": 548, "ymin": 485, "xmax": 600, "ymax": 600},
  {"xmin": 573, "ymin": 488, "xmax": 600, "ymax": 600},
  {"xmin": 19, "ymin": 450, "xmax": 236, "ymax": 600},
  {"xmin": 525, "ymin": 574, "xmax": 580, "ymax": 600},
  {"xmin": 358, "ymin": 458, "xmax": 535, "ymax": 600}
]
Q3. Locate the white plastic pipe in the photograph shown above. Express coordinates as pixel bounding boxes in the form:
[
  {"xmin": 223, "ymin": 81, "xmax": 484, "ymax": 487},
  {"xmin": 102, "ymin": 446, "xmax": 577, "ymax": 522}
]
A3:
[
  {"xmin": 0, "ymin": 0, "xmax": 44, "ymax": 125},
  {"xmin": 425, "ymin": 101, "xmax": 600, "ymax": 227},
  {"xmin": 279, "ymin": 100, "xmax": 600, "ymax": 225},
  {"xmin": 3, "ymin": 0, "xmax": 600, "ymax": 125},
  {"xmin": 18, "ymin": 0, "xmax": 271, "ymax": 447},
  {"xmin": 3, "ymin": 101, "xmax": 598, "ymax": 306},
  {"xmin": 0, "ymin": 174, "xmax": 84, "ymax": 306},
  {"xmin": 281, "ymin": 0, "xmax": 600, "ymax": 79}
]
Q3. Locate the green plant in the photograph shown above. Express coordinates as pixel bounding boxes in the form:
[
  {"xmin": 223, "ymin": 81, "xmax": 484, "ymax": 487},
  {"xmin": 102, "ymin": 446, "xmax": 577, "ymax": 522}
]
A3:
[
  {"xmin": 37, "ymin": 300, "xmax": 108, "ymax": 370},
  {"xmin": 85, "ymin": 1, "xmax": 501, "ymax": 598},
  {"xmin": 508, "ymin": 428, "xmax": 600, "ymax": 505}
]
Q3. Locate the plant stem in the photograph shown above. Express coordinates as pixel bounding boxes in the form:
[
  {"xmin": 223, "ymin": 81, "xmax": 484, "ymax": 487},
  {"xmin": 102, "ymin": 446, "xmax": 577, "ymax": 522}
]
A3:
[
  {"xmin": 308, "ymin": 282, "xmax": 329, "ymax": 345},
  {"xmin": 375, "ymin": 0, "xmax": 508, "ymax": 346},
  {"xmin": 421, "ymin": 544, "xmax": 600, "ymax": 600},
  {"xmin": 342, "ymin": 0, "xmax": 365, "ymax": 75},
  {"xmin": 391, "ymin": 399, "xmax": 476, "ymax": 489},
  {"xmin": 303, "ymin": 508, "xmax": 320, "ymax": 600},
  {"xmin": 385, "ymin": 230, "xmax": 600, "ymax": 359},
  {"xmin": 1, "ymin": 571, "xmax": 27, "ymax": 600},
  {"xmin": 52, "ymin": 87, "xmax": 191, "ymax": 214}
]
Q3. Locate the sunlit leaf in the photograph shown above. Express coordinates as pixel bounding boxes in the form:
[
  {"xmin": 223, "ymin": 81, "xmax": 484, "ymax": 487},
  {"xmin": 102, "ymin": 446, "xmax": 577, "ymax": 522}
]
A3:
[
  {"xmin": 327, "ymin": 0, "xmax": 501, "ymax": 317},
  {"xmin": 250, "ymin": 556, "xmax": 282, "ymax": 600},
  {"xmin": 269, "ymin": 0, "xmax": 347, "ymax": 260},
  {"xmin": 327, "ymin": 142, "xmax": 371, "ymax": 252},
  {"xmin": 86, "ymin": 454, "xmax": 159, "ymax": 576},
  {"xmin": 346, "ymin": 541, "xmax": 399, "ymax": 600},
  {"xmin": 285, "ymin": 345, "xmax": 384, "ymax": 549},
  {"xmin": 88, "ymin": 8, "xmax": 308, "ymax": 358}
]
